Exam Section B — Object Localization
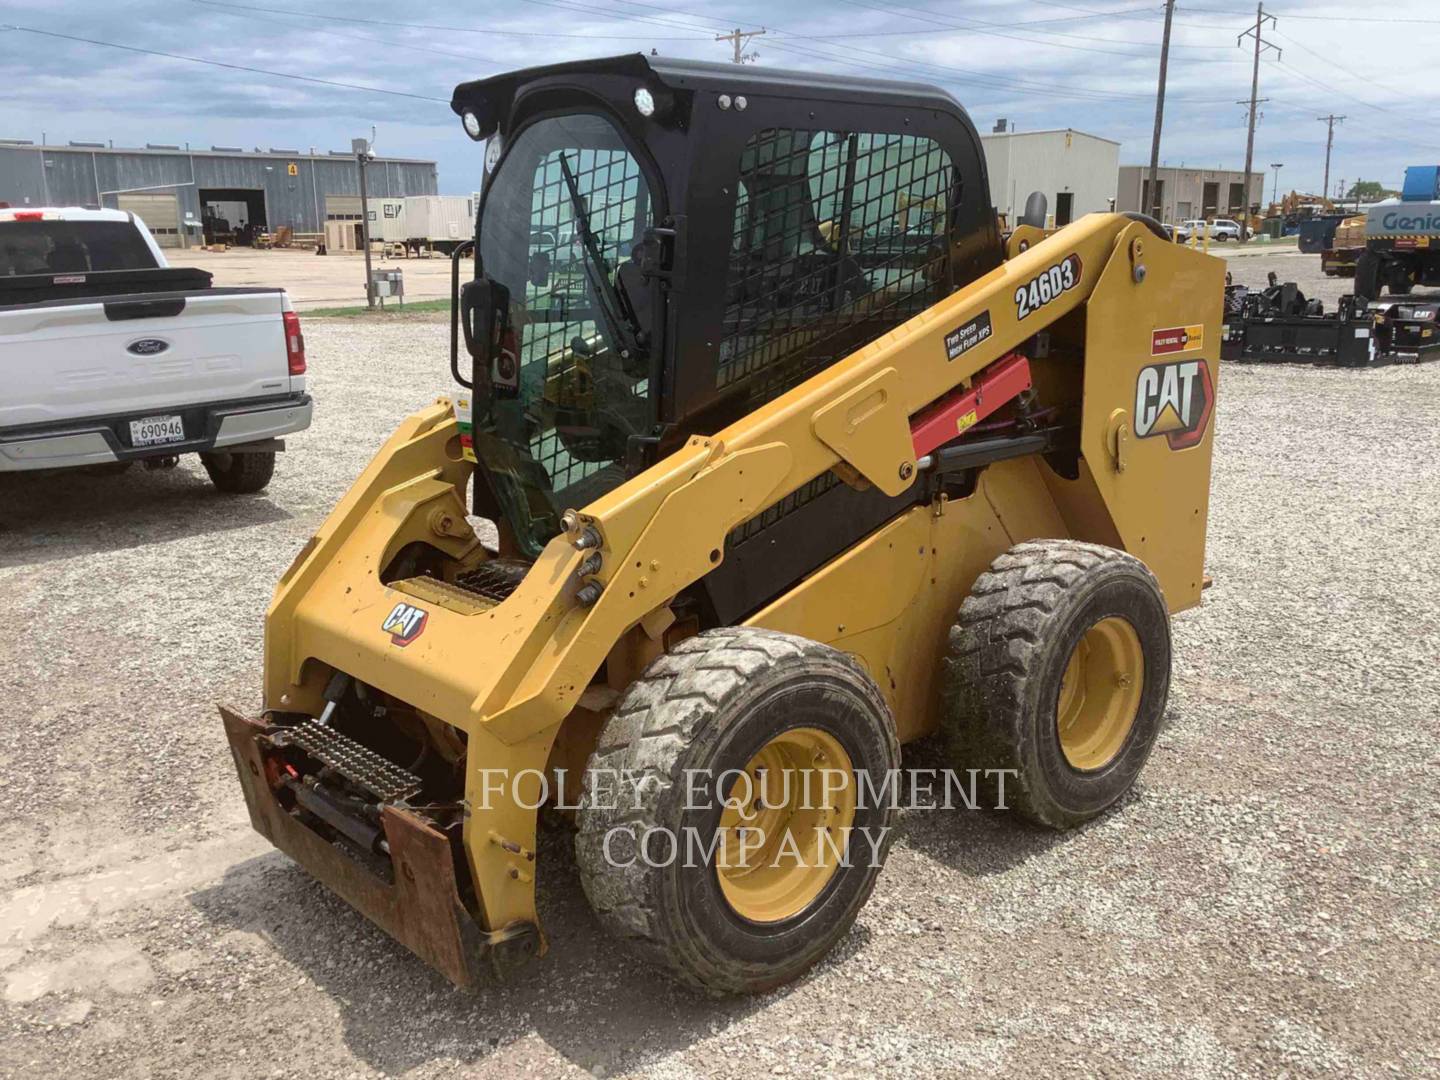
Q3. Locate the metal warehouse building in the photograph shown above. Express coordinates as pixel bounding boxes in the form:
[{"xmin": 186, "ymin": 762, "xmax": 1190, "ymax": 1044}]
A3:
[
  {"xmin": 0, "ymin": 141, "xmax": 438, "ymax": 248},
  {"xmin": 980, "ymin": 125, "xmax": 1120, "ymax": 229}
]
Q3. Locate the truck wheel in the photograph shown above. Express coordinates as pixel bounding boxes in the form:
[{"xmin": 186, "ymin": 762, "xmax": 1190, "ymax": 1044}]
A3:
[
  {"xmin": 941, "ymin": 540, "xmax": 1171, "ymax": 830},
  {"xmin": 1354, "ymin": 251, "xmax": 1381, "ymax": 301},
  {"xmin": 200, "ymin": 450, "xmax": 275, "ymax": 493},
  {"xmin": 575, "ymin": 627, "xmax": 899, "ymax": 995}
]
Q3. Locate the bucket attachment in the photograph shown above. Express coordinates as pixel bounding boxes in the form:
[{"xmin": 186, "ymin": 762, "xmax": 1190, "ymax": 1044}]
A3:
[{"xmin": 220, "ymin": 706, "xmax": 539, "ymax": 986}]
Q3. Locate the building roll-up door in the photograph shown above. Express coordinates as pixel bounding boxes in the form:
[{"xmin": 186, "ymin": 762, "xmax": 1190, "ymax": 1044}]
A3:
[
  {"xmin": 118, "ymin": 193, "xmax": 181, "ymax": 248},
  {"xmin": 325, "ymin": 195, "xmax": 363, "ymax": 221}
]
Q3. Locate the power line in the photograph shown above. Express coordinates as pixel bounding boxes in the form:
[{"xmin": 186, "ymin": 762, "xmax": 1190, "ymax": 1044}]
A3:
[
  {"xmin": 0, "ymin": 24, "xmax": 449, "ymax": 102},
  {"xmin": 1181, "ymin": 4, "xmax": 1440, "ymax": 23},
  {"xmin": 1237, "ymin": 2, "xmax": 1280, "ymax": 240},
  {"xmin": 189, "ymin": 0, "xmax": 712, "ymax": 40},
  {"xmin": 759, "ymin": 36, "xmax": 1178, "ymax": 104},
  {"xmin": 829, "ymin": 0, "xmax": 1197, "ymax": 58},
  {"xmin": 602, "ymin": 0, "xmax": 1181, "ymax": 104},
  {"xmin": 1270, "ymin": 27, "xmax": 1412, "ymax": 100},
  {"xmin": 192, "ymin": 3, "xmax": 513, "ymax": 64}
]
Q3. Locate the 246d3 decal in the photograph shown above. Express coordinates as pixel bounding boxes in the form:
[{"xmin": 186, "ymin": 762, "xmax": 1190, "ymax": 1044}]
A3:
[
  {"xmin": 1134, "ymin": 359, "xmax": 1214, "ymax": 450},
  {"xmin": 1014, "ymin": 253, "xmax": 1082, "ymax": 319}
]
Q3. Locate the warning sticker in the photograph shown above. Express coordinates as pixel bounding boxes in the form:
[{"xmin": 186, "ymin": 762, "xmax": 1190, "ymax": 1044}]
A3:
[
  {"xmin": 1151, "ymin": 324, "xmax": 1204, "ymax": 355},
  {"xmin": 944, "ymin": 310, "xmax": 993, "ymax": 361}
]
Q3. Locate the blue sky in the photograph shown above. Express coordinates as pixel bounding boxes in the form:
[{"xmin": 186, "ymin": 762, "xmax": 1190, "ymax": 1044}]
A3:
[{"xmin": 2, "ymin": 0, "xmax": 1437, "ymax": 199}]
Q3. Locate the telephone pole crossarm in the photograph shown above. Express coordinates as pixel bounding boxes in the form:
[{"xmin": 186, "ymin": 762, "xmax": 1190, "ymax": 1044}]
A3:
[{"xmin": 716, "ymin": 27, "xmax": 765, "ymax": 64}]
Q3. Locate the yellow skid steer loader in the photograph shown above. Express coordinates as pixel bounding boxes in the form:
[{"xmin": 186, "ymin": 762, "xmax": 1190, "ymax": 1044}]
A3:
[{"xmin": 222, "ymin": 55, "xmax": 1223, "ymax": 995}]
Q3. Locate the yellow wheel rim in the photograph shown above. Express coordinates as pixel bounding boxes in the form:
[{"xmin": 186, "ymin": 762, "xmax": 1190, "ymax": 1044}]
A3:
[
  {"xmin": 715, "ymin": 728, "xmax": 857, "ymax": 924},
  {"xmin": 1056, "ymin": 616, "xmax": 1144, "ymax": 771}
]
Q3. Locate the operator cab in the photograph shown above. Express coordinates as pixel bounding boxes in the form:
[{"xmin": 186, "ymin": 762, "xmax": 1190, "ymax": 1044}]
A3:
[{"xmin": 451, "ymin": 54, "xmax": 1002, "ymax": 559}]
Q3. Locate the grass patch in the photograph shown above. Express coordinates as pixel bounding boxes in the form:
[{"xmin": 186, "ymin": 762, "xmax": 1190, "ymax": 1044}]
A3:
[{"xmin": 303, "ymin": 298, "xmax": 451, "ymax": 318}]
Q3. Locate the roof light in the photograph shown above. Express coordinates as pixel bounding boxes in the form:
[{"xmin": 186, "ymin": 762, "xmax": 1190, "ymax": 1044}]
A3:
[
  {"xmin": 462, "ymin": 110, "xmax": 483, "ymax": 140},
  {"xmin": 634, "ymin": 87, "xmax": 656, "ymax": 118}
]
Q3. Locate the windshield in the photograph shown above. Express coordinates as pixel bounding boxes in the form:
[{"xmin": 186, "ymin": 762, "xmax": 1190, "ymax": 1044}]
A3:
[{"xmin": 475, "ymin": 113, "xmax": 657, "ymax": 556}]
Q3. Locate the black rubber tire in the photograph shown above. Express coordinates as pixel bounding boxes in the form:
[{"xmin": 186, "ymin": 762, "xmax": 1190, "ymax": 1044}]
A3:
[
  {"xmin": 1354, "ymin": 251, "xmax": 1382, "ymax": 301},
  {"xmin": 575, "ymin": 627, "xmax": 899, "ymax": 995},
  {"xmin": 200, "ymin": 450, "xmax": 275, "ymax": 493},
  {"xmin": 941, "ymin": 539, "xmax": 1171, "ymax": 831}
]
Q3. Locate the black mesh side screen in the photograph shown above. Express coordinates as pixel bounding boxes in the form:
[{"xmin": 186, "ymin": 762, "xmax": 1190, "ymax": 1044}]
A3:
[{"xmin": 719, "ymin": 129, "xmax": 955, "ymax": 407}]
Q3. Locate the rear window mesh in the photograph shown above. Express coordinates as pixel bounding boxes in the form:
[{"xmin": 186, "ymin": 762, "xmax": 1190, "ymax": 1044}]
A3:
[{"xmin": 720, "ymin": 129, "xmax": 955, "ymax": 408}]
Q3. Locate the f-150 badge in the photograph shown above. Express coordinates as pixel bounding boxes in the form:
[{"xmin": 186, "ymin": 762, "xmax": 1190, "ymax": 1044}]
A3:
[{"xmin": 1134, "ymin": 359, "xmax": 1213, "ymax": 450}]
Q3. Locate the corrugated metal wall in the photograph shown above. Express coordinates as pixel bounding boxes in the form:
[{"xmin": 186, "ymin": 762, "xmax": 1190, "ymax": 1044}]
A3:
[{"xmin": 0, "ymin": 145, "xmax": 438, "ymax": 241}]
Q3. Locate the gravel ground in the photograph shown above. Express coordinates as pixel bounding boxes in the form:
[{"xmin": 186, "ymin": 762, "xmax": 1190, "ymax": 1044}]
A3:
[{"xmin": 2, "ymin": 250, "xmax": 1438, "ymax": 1078}]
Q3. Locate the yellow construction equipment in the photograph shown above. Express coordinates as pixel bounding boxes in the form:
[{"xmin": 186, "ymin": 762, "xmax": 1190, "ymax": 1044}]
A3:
[{"xmin": 221, "ymin": 55, "xmax": 1223, "ymax": 995}]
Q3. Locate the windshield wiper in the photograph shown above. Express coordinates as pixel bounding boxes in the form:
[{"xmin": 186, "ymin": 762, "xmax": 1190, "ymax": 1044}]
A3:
[{"xmin": 558, "ymin": 153, "xmax": 645, "ymax": 365}]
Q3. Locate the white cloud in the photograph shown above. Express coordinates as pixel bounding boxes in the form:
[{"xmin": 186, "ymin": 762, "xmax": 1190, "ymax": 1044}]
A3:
[{"xmin": 1, "ymin": 0, "xmax": 1436, "ymax": 195}]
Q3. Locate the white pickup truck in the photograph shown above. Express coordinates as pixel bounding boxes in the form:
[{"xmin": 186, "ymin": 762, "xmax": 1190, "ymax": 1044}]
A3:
[{"xmin": 0, "ymin": 207, "xmax": 311, "ymax": 492}]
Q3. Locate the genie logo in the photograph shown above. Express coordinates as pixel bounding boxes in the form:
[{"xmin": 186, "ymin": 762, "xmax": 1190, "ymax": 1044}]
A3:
[{"xmin": 1376, "ymin": 209, "xmax": 1440, "ymax": 235}]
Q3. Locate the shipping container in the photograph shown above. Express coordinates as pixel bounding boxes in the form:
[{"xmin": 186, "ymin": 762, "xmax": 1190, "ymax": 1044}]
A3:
[
  {"xmin": 369, "ymin": 197, "xmax": 408, "ymax": 243},
  {"xmin": 403, "ymin": 195, "xmax": 473, "ymax": 252}
]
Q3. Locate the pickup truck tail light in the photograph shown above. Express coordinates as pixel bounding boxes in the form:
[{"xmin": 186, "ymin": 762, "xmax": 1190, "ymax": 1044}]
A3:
[{"xmin": 283, "ymin": 311, "xmax": 306, "ymax": 375}]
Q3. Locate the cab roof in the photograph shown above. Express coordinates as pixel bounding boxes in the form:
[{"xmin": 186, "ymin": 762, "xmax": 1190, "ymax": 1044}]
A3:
[{"xmin": 450, "ymin": 53, "xmax": 964, "ymax": 141}]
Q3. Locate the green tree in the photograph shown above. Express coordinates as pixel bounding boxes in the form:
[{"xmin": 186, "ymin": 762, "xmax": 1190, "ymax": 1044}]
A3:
[{"xmin": 1346, "ymin": 180, "xmax": 1397, "ymax": 201}]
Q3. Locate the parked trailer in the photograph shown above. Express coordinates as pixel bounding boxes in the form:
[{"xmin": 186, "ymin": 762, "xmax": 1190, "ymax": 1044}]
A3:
[
  {"xmin": 369, "ymin": 198, "xmax": 409, "ymax": 244},
  {"xmin": 402, "ymin": 195, "xmax": 474, "ymax": 256}
]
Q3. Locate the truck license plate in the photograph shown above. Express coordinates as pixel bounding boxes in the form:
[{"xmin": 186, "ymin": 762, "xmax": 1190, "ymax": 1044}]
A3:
[{"xmin": 129, "ymin": 414, "xmax": 185, "ymax": 447}]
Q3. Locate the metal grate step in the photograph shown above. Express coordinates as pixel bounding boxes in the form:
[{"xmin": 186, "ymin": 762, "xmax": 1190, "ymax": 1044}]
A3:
[
  {"xmin": 273, "ymin": 720, "xmax": 422, "ymax": 804},
  {"xmin": 453, "ymin": 558, "xmax": 531, "ymax": 602}
]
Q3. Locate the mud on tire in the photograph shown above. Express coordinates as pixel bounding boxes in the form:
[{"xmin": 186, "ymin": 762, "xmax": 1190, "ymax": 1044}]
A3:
[
  {"xmin": 941, "ymin": 539, "xmax": 1171, "ymax": 830},
  {"xmin": 575, "ymin": 627, "xmax": 899, "ymax": 995}
]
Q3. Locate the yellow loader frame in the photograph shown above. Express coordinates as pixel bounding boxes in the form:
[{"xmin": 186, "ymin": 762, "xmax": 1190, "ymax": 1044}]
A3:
[{"xmin": 224, "ymin": 212, "xmax": 1222, "ymax": 983}]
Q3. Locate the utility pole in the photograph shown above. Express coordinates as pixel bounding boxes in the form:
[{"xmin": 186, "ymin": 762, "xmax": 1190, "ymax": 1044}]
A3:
[
  {"xmin": 1145, "ymin": 0, "xmax": 1176, "ymax": 221},
  {"xmin": 715, "ymin": 27, "xmax": 765, "ymax": 64},
  {"xmin": 1317, "ymin": 114, "xmax": 1345, "ymax": 205},
  {"xmin": 1237, "ymin": 3, "xmax": 1280, "ymax": 243},
  {"xmin": 354, "ymin": 136, "xmax": 375, "ymax": 310}
]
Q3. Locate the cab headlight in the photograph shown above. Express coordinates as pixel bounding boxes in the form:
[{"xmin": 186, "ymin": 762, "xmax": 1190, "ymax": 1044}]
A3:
[{"xmin": 462, "ymin": 110, "xmax": 483, "ymax": 140}]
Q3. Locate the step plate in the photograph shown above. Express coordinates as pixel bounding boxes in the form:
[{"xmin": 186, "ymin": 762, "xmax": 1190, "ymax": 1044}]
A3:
[{"xmin": 273, "ymin": 720, "xmax": 422, "ymax": 803}]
